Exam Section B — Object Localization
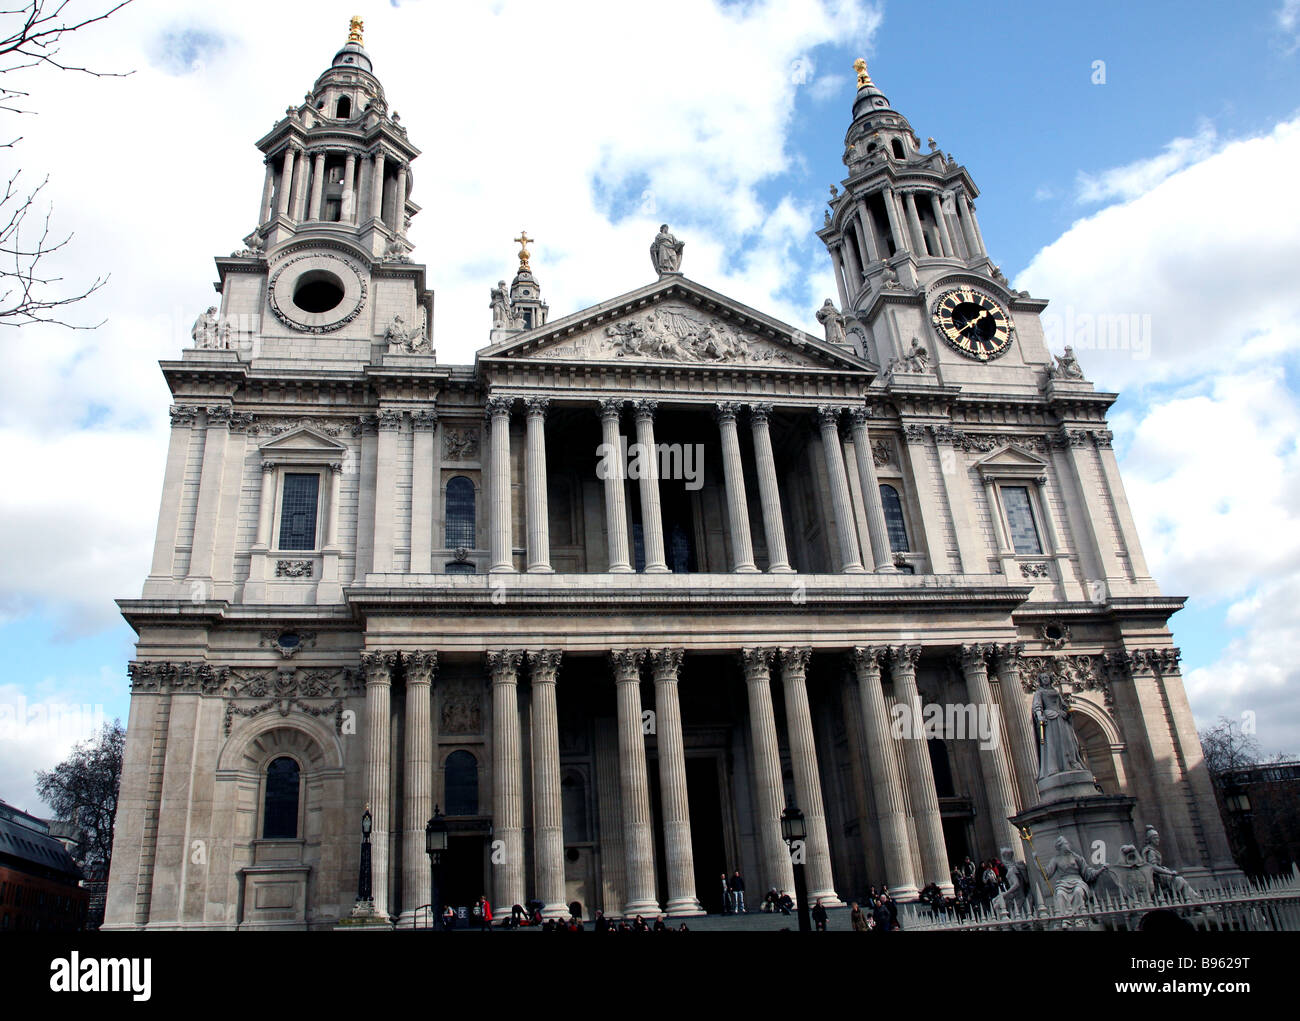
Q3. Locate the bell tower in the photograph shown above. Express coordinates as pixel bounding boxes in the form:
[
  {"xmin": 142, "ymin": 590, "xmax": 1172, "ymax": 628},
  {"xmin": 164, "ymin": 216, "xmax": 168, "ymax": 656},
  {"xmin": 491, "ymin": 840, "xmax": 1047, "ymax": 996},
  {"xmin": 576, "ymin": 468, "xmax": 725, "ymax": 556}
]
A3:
[
  {"xmin": 817, "ymin": 59, "xmax": 1052, "ymax": 390},
  {"xmin": 208, "ymin": 19, "xmax": 434, "ymax": 364}
]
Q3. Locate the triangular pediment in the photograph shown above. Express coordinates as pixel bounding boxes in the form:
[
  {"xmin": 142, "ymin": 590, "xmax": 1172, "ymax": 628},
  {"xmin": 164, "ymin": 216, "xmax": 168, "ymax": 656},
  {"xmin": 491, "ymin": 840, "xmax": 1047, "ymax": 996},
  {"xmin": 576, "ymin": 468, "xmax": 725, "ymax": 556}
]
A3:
[
  {"xmin": 258, "ymin": 424, "xmax": 348, "ymax": 454},
  {"xmin": 974, "ymin": 444, "xmax": 1048, "ymax": 470},
  {"xmin": 477, "ymin": 276, "xmax": 869, "ymax": 373}
]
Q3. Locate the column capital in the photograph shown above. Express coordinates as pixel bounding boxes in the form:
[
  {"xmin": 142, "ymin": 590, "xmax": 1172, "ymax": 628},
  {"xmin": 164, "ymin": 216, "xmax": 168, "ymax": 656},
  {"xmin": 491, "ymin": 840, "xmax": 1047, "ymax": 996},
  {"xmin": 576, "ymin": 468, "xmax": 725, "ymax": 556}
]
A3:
[
  {"xmin": 748, "ymin": 401, "xmax": 774, "ymax": 424},
  {"xmin": 205, "ymin": 405, "xmax": 233, "ymax": 427},
  {"xmin": 816, "ymin": 405, "xmax": 845, "ymax": 429},
  {"xmin": 713, "ymin": 401, "xmax": 741, "ymax": 424},
  {"xmin": 169, "ymin": 405, "xmax": 199, "ymax": 428},
  {"xmin": 361, "ymin": 651, "xmax": 398, "ymax": 683},
  {"xmin": 849, "ymin": 645, "xmax": 888, "ymax": 677},
  {"xmin": 411, "ymin": 407, "xmax": 438, "ymax": 430},
  {"xmin": 649, "ymin": 648, "xmax": 684, "ymax": 681},
  {"xmin": 738, "ymin": 647, "xmax": 773, "ymax": 681},
  {"xmin": 849, "ymin": 405, "xmax": 875, "ymax": 428},
  {"xmin": 958, "ymin": 643, "xmax": 994, "ymax": 673},
  {"xmin": 609, "ymin": 648, "xmax": 646, "ymax": 681},
  {"xmin": 525, "ymin": 396, "xmax": 551, "ymax": 418},
  {"xmin": 486, "ymin": 649, "xmax": 524, "ymax": 683},
  {"xmin": 778, "ymin": 646, "xmax": 812, "ymax": 677},
  {"xmin": 633, "ymin": 399, "xmax": 658, "ymax": 421},
  {"xmin": 260, "ymin": 460, "xmax": 277, "ymax": 474},
  {"xmin": 902, "ymin": 422, "xmax": 928, "ymax": 443},
  {"xmin": 597, "ymin": 397, "xmax": 624, "ymax": 422},
  {"xmin": 994, "ymin": 641, "xmax": 1026, "ymax": 672},
  {"xmin": 889, "ymin": 644, "xmax": 921, "ymax": 672},
  {"xmin": 376, "ymin": 408, "xmax": 403, "ymax": 431},
  {"xmin": 485, "ymin": 394, "xmax": 515, "ymax": 418},
  {"xmin": 527, "ymin": 649, "xmax": 563, "ymax": 683},
  {"xmin": 932, "ymin": 423, "xmax": 959, "ymax": 446},
  {"xmin": 404, "ymin": 650, "xmax": 438, "ymax": 684}
]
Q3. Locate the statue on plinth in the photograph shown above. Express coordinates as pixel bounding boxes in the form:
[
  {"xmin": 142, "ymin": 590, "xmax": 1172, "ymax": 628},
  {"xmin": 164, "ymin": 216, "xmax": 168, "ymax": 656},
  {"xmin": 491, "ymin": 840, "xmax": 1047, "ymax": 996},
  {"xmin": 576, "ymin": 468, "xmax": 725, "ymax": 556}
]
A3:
[
  {"xmin": 1032, "ymin": 671, "xmax": 1087, "ymax": 781},
  {"xmin": 1049, "ymin": 345, "xmax": 1085, "ymax": 380},
  {"xmin": 815, "ymin": 299, "xmax": 847, "ymax": 346},
  {"xmin": 191, "ymin": 306, "xmax": 220, "ymax": 348},
  {"xmin": 650, "ymin": 224, "xmax": 684, "ymax": 275},
  {"xmin": 1142, "ymin": 825, "xmax": 1199, "ymax": 900},
  {"xmin": 490, "ymin": 280, "xmax": 511, "ymax": 329}
]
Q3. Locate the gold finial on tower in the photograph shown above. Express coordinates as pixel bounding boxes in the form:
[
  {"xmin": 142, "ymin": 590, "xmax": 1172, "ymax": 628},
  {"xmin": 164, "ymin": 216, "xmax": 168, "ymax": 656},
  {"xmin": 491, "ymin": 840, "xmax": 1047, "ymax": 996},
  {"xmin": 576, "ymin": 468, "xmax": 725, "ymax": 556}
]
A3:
[
  {"xmin": 854, "ymin": 58, "xmax": 873, "ymax": 89},
  {"xmin": 514, "ymin": 230, "xmax": 534, "ymax": 272},
  {"xmin": 349, "ymin": 16, "xmax": 364, "ymax": 45}
]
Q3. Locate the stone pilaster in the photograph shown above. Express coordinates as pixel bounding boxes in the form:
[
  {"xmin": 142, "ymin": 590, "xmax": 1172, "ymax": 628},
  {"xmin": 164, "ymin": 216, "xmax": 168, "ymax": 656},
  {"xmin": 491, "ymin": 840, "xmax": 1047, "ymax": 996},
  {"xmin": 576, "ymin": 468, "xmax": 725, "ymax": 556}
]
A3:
[
  {"xmin": 849, "ymin": 647, "xmax": 917, "ymax": 898},
  {"xmin": 649, "ymin": 649, "xmax": 703, "ymax": 915},
  {"xmin": 610, "ymin": 649, "xmax": 658, "ymax": 915},
  {"xmin": 528, "ymin": 649, "xmax": 567, "ymax": 916},
  {"xmin": 488, "ymin": 650, "xmax": 525, "ymax": 914},
  {"xmin": 362, "ymin": 651, "xmax": 397, "ymax": 919},
  {"xmin": 399, "ymin": 651, "xmax": 436, "ymax": 925}
]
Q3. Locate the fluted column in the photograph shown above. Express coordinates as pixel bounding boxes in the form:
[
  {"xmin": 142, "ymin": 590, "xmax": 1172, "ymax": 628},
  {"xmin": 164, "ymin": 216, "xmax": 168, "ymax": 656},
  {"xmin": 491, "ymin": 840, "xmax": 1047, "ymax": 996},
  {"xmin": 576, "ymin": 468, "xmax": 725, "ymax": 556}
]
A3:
[
  {"xmin": 611, "ymin": 649, "xmax": 658, "ymax": 915},
  {"xmin": 399, "ymin": 651, "xmax": 436, "ymax": 924},
  {"xmin": 275, "ymin": 147, "xmax": 296, "ymax": 217},
  {"xmin": 849, "ymin": 647, "xmax": 917, "ymax": 898},
  {"xmin": 903, "ymin": 191, "xmax": 927, "ymax": 255},
  {"xmin": 369, "ymin": 149, "xmax": 386, "ymax": 224},
  {"xmin": 259, "ymin": 157, "xmax": 275, "ymax": 224},
  {"xmin": 486, "ymin": 395, "xmax": 515, "ymax": 573},
  {"xmin": 633, "ymin": 401, "xmax": 669, "ymax": 573},
  {"xmin": 715, "ymin": 402, "xmax": 758, "ymax": 573},
  {"xmin": 488, "ymin": 650, "xmax": 525, "ymax": 914},
  {"xmin": 362, "ymin": 651, "xmax": 397, "ymax": 919},
  {"xmin": 882, "ymin": 185, "xmax": 905, "ymax": 255},
  {"xmin": 650, "ymin": 649, "xmax": 703, "ymax": 915},
  {"xmin": 855, "ymin": 198, "xmax": 881, "ymax": 262},
  {"xmin": 816, "ymin": 406, "xmax": 865, "ymax": 573},
  {"xmin": 308, "ymin": 150, "xmax": 326, "ymax": 221},
  {"xmin": 739, "ymin": 649, "xmax": 795, "ymax": 899},
  {"xmin": 778, "ymin": 648, "xmax": 841, "ymax": 906},
  {"xmin": 341, "ymin": 152, "xmax": 357, "ymax": 223},
  {"xmin": 524, "ymin": 397, "xmax": 553, "ymax": 573},
  {"xmin": 394, "ymin": 161, "xmax": 408, "ymax": 232},
  {"xmin": 372, "ymin": 409, "xmax": 401, "ymax": 574},
  {"xmin": 528, "ymin": 649, "xmax": 567, "ymax": 916},
  {"xmin": 598, "ymin": 400, "xmax": 633, "ymax": 573},
  {"xmin": 748, "ymin": 403, "xmax": 792, "ymax": 572},
  {"xmin": 848, "ymin": 407, "xmax": 896, "ymax": 572},
  {"xmin": 960, "ymin": 645, "xmax": 1021, "ymax": 851},
  {"xmin": 889, "ymin": 645, "xmax": 952, "ymax": 893},
  {"xmin": 993, "ymin": 643, "xmax": 1038, "ymax": 811},
  {"xmin": 928, "ymin": 192, "xmax": 955, "ymax": 257}
]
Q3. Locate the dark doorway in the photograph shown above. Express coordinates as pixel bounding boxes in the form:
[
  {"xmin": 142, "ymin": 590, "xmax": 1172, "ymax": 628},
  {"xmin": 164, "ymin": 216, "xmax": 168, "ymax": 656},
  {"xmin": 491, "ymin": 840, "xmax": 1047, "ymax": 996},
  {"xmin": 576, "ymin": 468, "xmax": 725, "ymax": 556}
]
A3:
[
  {"xmin": 686, "ymin": 756, "xmax": 727, "ymax": 913},
  {"xmin": 439, "ymin": 835, "xmax": 485, "ymax": 913},
  {"xmin": 940, "ymin": 818, "xmax": 970, "ymax": 880}
]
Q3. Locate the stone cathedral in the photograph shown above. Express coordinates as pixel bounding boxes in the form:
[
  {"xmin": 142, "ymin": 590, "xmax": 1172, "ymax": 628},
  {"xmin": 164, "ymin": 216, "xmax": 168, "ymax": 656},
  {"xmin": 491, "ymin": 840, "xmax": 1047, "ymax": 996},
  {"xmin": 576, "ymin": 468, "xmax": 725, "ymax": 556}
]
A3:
[{"xmin": 103, "ymin": 25, "xmax": 1237, "ymax": 930}]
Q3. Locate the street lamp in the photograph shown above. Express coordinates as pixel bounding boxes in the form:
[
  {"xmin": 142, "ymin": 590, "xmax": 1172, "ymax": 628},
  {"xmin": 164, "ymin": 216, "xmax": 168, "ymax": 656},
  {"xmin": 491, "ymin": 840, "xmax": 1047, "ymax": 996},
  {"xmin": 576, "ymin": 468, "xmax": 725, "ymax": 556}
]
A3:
[
  {"xmin": 781, "ymin": 805, "xmax": 812, "ymax": 932},
  {"xmin": 357, "ymin": 804, "xmax": 373, "ymax": 906},
  {"xmin": 425, "ymin": 806, "xmax": 448, "ymax": 930}
]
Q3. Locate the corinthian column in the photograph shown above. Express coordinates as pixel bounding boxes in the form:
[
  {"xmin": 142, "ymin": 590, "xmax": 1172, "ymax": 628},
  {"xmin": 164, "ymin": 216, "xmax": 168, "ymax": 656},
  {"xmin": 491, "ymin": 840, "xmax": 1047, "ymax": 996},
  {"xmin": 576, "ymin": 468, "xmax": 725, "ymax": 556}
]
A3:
[
  {"xmin": 993, "ymin": 643, "xmax": 1038, "ymax": 812},
  {"xmin": 399, "ymin": 651, "xmax": 436, "ymax": 925},
  {"xmin": 748, "ymin": 403, "xmax": 792, "ymax": 572},
  {"xmin": 849, "ymin": 647, "xmax": 917, "ymax": 898},
  {"xmin": 488, "ymin": 650, "xmax": 525, "ymax": 915},
  {"xmin": 649, "ymin": 649, "xmax": 703, "ymax": 915},
  {"xmin": 275, "ymin": 146, "xmax": 296, "ymax": 217},
  {"xmin": 778, "ymin": 648, "xmax": 841, "ymax": 906},
  {"xmin": 889, "ymin": 645, "xmax": 952, "ymax": 893},
  {"xmin": 528, "ymin": 649, "xmax": 567, "ymax": 917},
  {"xmin": 611, "ymin": 649, "xmax": 658, "ymax": 915},
  {"xmin": 959, "ymin": 644, "xmax": 1021, "ymax": 852},
  {"xmin": 308, "ymin": 150, "xmax": 326, "ymax": 220},
  {"xmin": 362, "ymin": 651, "xmax": 397, "ymax": 919},
  {"xmin": 598, "ymin": 400, "xmax": 633, "ymax": 573},
  {"xmin": 486, "ymin": 395, "xmax": 515, "ymax": 573},
  {"xmin": 524, "ymin": 398, "xmax": 553, "ymax": 573},
  {"xmin": 849, "ymin": 407, "xmax": 897, "ymax": 572},
  {"xmin": 715, "ymin": 402, "xmax": 757, "ymax": 572},
  {"xmin": 633, "ymin": 401, "xmax": 668, "ymax": 573},
  {"xmin": 740, "ymin": 649, "xmax": 795, "ymax": 899},
  {"xmin": 817, "ymin": 406, "xmax": 865, "ymax": 573}
]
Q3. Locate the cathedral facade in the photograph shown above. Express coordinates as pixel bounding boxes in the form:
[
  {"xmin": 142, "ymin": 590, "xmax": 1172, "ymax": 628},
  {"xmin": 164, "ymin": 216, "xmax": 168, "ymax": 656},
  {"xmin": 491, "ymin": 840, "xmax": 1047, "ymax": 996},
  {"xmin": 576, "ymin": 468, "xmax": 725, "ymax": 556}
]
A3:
[{"xmin": 103, "ymin": 26, "xmax": 1237, "ymax": 930}]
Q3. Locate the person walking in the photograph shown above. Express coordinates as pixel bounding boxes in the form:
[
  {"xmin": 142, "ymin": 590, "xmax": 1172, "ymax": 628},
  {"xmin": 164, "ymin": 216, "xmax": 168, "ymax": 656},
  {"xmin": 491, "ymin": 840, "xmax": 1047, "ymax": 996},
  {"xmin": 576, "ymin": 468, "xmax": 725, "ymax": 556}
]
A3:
[
  {"xmin": 731, "ymin": 870, "xmax": 746, "ymax": 913},
  {"xmin": 721, "ymin": 872, "xmax": 732, "ymax": 914},
  {"xmin": 811, "ymin": 898, "xmax": 828, "ymax": 931}
]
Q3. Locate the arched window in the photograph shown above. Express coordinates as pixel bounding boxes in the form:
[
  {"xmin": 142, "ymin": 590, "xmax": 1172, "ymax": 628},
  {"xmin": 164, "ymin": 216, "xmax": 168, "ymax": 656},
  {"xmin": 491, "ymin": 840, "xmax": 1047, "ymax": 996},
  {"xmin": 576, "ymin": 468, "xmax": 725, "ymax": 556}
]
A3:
[
  {"xmin": 263, "ymin": 757, "xmax": 300, "ymax": 839},
  {"xmin": 444, "ymin": 750, "xmax": 478, "ymax": 815},
  {"xmin": 879, "ymin": 484, "xmax": 910, "ymax": 552},
  {"xmin": 444, "ymin": 476, "xmax": 476, "ymax": 549},
  {"xmin": 891, "ymin": 138, "xmax": 905, "ymax": 159},
  {"xmin": 335, "ymin": 95, "xmax": 351, "ymax": 119}
]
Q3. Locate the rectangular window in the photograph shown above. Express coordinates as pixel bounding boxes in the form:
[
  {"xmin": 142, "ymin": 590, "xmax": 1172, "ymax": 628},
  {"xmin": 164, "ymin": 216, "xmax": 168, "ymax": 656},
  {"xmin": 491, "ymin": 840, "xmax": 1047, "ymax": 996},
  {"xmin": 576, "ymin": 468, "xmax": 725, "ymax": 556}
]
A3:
[
  {"xmin": 278, "ymin": 472, "xmax": 320, "ymax": 551},
  {"xmin": 1001, "ymin": 485, "xmax": 1043, "ymax": 555}
]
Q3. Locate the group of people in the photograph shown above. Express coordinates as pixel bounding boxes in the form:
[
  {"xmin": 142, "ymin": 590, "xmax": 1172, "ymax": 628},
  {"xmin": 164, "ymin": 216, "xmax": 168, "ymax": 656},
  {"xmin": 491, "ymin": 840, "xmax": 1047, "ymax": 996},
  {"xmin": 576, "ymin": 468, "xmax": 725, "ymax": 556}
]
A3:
[
  {"xmin": 594, "ymin": 912, "xmax": 690, "ymax": 933},
  {"xmin": 720, "ymin": 870, "xmax": 747, "ymax": 913},
  {"xmin": 910, "ymin": 854, "xmax": 1011, "ymax": 919},
  {"xmin": 848, "ymin": 891, "xmax": 901, "ymax": 931}
]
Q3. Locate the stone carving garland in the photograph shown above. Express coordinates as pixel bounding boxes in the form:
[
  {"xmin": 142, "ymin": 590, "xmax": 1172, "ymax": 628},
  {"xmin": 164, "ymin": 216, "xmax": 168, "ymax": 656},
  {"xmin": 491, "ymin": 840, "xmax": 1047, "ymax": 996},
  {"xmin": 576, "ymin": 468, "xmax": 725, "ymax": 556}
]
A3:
[
  {"xmin": 536, "ymin": 305, "xmax": 806, "ymax": 365},
  {"xmin": 444, "ymin": 428, "xmax": 480, "ymax": 460},
  {"xmin": 1021, "ymin": 654, "xmax": 1112, "ymax": 707},
  {"xmin": 439, "ymin": 679, "xmax": 482, "ymax": 734}
]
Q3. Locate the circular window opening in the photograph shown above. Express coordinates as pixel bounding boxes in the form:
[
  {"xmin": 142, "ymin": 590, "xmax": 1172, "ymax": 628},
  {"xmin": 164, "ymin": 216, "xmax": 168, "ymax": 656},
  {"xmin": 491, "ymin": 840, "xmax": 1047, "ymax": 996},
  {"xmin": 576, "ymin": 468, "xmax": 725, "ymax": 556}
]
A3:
[
  {"xmin": 293, "ymin": 270, "xmax": 344, "ymax": 314},
  {"xmin": 1044, "ymin": 624, "xmax": 1065, "ymax": 642}
]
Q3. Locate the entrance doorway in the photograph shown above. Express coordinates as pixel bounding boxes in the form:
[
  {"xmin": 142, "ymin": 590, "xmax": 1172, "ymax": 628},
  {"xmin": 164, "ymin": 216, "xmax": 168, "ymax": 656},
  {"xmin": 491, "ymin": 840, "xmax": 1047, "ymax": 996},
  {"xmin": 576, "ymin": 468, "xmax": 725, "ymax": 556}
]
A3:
[{"xmin": 439, "ymin": 835, "xmax": 485, "ymax": 913}]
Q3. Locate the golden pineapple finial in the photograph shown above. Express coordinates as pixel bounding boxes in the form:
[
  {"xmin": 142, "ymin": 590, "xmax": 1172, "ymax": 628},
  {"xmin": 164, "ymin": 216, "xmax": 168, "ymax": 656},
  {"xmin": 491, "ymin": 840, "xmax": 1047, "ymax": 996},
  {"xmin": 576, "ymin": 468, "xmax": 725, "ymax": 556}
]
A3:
[
  {"xmin": 349, "ymin": 16, "xmax": 364, "ymax": 45},
  {"xmin": 854, "ymin": 58, "xmax": 873, "ymax": 89}
]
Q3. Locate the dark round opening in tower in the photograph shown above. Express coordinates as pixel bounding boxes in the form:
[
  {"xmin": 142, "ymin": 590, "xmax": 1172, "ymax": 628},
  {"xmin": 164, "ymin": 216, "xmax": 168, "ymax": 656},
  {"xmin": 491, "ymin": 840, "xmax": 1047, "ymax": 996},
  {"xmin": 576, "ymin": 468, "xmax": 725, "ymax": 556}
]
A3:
[{"xmin": 293, "ymin": 271, "xmax": 344, "ymax": 314}]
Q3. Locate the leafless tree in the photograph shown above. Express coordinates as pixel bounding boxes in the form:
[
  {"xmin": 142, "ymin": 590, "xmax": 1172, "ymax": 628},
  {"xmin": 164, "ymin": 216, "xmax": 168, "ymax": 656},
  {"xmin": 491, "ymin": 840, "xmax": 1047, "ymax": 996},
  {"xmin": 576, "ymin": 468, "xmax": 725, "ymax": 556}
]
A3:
[
  {"xmin": 35, "ymin": 718, "xmax": 124, "ymax": 880},
  {"xmin": 1200, "ymin": 716, "xmax": 1263, "ymax": 778},
  {"xmin": 1, "ymin": 1, "xmax": 133, "ymax": 327}
]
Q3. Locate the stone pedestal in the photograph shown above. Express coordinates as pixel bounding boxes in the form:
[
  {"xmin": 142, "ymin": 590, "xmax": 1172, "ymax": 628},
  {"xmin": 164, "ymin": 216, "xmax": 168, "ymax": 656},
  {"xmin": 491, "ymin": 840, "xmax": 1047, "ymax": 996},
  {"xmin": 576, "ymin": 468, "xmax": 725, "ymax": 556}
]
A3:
[{"xmin": 1011, "ymin": 792, "xmax": 1139, "ymax": 887}]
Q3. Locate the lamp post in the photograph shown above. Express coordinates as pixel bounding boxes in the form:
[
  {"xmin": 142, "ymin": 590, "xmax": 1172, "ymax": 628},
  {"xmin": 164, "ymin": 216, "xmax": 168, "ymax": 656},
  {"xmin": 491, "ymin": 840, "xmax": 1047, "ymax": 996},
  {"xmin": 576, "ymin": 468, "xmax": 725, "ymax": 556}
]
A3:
[
  {"xmin": 781, "ymin": 805, "xmax": 812, "ymax": 932},
  {"xmin": 425, "ymin": 806, "xmax": 448, "ymax": 930},
  {"xmin": 357, "ymin": 804, "xmax": 373, "ymax": 906}
]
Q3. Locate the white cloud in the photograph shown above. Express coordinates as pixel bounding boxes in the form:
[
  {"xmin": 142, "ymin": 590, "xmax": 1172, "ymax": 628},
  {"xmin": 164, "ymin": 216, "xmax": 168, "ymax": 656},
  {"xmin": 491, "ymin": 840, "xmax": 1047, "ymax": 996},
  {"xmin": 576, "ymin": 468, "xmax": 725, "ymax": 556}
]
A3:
[
  {"xmin": 1075, "ymin": 123, "xmax": 1216, "ymax": 204},
  {"xmin": 0, "ymin": 0, "xmax": 881, "ymax": 635},
  {"xmin": 1279, "ymin": 0, "xmax": 1300, "ymax": 54}
]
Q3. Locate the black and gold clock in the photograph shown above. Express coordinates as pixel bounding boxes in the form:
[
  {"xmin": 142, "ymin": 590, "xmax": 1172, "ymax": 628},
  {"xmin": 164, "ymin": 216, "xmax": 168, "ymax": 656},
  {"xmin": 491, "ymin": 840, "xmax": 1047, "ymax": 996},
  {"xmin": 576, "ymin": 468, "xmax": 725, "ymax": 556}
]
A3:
[{"xmin": 931, "ymin": 287, "xmax": 1013, "ymax": 362}]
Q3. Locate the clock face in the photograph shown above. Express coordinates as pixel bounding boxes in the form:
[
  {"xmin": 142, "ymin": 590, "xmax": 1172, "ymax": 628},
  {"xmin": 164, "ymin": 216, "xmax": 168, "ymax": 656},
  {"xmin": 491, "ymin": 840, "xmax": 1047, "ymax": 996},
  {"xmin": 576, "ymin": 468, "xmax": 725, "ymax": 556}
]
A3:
[{"xmin": 932, "ymin": 288, "xmax": 1012, "ymax": 362}]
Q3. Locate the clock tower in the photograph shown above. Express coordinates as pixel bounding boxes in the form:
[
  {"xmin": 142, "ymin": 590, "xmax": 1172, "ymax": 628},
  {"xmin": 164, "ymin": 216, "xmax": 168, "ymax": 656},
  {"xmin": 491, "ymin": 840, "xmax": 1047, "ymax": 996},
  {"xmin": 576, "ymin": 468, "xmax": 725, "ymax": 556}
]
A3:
[{"xmin": 817, "ymin": 59, "xmax": 1054, "ymax": 393}]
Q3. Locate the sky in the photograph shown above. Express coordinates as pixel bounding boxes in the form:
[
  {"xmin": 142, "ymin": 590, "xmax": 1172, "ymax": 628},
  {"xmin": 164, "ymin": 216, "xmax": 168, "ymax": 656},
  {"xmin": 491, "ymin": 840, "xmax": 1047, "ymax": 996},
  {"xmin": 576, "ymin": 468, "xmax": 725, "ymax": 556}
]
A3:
[{"xmin": 1, "ymin": 0, "xmax": 1298, "ymax": 813}]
